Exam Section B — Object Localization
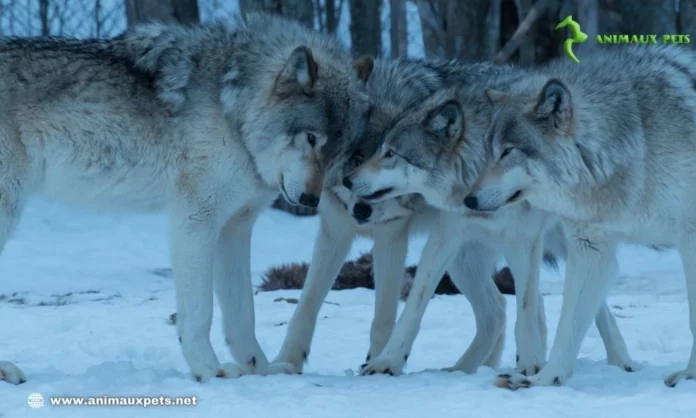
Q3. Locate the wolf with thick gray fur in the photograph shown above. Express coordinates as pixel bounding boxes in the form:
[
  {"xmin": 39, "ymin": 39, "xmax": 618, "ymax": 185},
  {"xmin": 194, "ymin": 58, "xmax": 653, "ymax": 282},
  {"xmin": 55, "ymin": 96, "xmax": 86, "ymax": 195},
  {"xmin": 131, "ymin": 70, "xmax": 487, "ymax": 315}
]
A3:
[
  {"xmin": 0, "ymin": 12, "xmax": 373, "ymax": 384},
  {"xmin": 272, "ymin": 59, "xmax": 508, "ymax": 375},
  {"xmin": 271, "ymin": 58, "xmax": 632, "ymax": 377},
  {"xmin": 461, "ymin": 45, "xmax": 696, "ymax": 388},
  {"xmin": 343, "ymin": 70, "xmax": 635, "ymax": 376}
]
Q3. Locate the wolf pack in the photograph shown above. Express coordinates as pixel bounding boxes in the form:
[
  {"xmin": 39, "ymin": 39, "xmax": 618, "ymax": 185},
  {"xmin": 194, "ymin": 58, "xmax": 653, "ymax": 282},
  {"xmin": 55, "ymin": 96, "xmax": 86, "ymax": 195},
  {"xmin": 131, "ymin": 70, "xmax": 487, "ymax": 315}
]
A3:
[{"xmin": 1, "ymin": 12, "xmax": 695, "ymax": 391}]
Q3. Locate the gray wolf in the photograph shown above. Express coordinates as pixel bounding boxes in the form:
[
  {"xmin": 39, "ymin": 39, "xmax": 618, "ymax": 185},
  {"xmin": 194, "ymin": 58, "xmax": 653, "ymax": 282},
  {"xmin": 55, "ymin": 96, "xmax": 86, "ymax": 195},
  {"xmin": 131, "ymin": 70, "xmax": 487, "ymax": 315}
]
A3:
[
  {"xmin": 343, "ymin": 77, "xmax": 636, "ymax": 376},
  {"xmin": 0, "ymin": 12, "xmax": 373, "ymax": 384},
  {"xmin": 271, "ymin": 58, "xmax": 633, "ymax": 377},
  {"xmin": 463, "ymin": 44, "xmax": 696, "ymax": 388}
]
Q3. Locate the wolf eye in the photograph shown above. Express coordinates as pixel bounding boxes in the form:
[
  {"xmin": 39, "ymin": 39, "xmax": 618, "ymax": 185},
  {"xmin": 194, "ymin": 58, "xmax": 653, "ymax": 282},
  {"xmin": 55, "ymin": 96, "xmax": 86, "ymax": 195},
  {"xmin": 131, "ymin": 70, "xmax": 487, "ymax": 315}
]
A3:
[
  {"xmin": 384, "ymin": 149, "xmax": 395, "ymax": 158},
  {"xmin": 500, "ymin": 147, "xmax": 514, "ymax": 159},
  {"xmin": 307, "ymin": 133, "xmax": 317, "ymax": 147}
]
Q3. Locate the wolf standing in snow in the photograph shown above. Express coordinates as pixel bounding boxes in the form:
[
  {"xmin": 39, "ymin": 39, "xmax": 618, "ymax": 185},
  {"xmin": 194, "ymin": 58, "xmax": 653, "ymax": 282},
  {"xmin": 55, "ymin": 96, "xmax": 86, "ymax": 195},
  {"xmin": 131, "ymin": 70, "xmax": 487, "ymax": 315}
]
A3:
[
  {"xmin": 271, "ymin": 59, "xmax": 514, "ymax": 375},
  {"xmin": 461, "ymin": 44, "xmax": 696, "ymax": 388},
  {"xmin": 273, "ymin": 58, "xmax": 634, "ymax": 378},
  {"xmin": 0, "ymin": 13, "xmax": 373, "ymax": 384},
  {"xmin": 342, "ymin": 63, "xmax": 637, "ymax": 377}
]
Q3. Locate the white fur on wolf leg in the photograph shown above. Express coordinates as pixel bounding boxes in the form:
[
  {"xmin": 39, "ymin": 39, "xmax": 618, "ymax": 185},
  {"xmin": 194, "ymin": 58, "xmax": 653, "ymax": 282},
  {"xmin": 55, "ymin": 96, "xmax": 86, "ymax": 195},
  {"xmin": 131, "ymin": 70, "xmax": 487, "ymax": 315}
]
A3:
[
  {"xmin": 664, "ymin": 369, "xmax": 695, "ymax": 387},
  {"xmin": 272, "ymin": 220, "xmax": 355, "ymax": 374},
  {"xmin": 664, "ymin": 240, "xmax": 696, "ymax": 387},
  {"xmin": 261, "ymin": 361, "xmax": 301, "ymax": 375},
  {"xmin": 366, "ymin": 321, "xmax": 392, "ymax": 362},
  {"xmin": 595, "ymin": 301, "xmax": 640, "ymax": 372},
  {"xmin": 0, "ymin": 361, "xmax": 26, "ymax": 384},
  {"xmin": 218, "ymin": 362, "xmax": 245, "ymax": 378},
  {"xmin": 444, "ymin": 242, "xmax": 507, "ymax": 374},
  {"xmin": 495, "ymin": 236, "xmax": 619, "ymax": 389},
  {"xmin": 361, "ymin": 220, "xmax": 458, "ymax": 377},
  {"xmin": 366, "ymin": 228, "xmax": 408, "ymax": 362},
  {"xmin": 504, "ymin": 240, "xmax": 547, "ymax": 377}
]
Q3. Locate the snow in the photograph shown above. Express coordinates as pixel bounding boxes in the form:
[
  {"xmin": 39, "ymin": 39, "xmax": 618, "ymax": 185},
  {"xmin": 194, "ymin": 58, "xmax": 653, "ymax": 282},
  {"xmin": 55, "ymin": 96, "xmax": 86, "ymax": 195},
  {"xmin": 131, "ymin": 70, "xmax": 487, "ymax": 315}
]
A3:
[{"xmin": 1, "ymin": 198, "xmax": 695, "ymax": 417}]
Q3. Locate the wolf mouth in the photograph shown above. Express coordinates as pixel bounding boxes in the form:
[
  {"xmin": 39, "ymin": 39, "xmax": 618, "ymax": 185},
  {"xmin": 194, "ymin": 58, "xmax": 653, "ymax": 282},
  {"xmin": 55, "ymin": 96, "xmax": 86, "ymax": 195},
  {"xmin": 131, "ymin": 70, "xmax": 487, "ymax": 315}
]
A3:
[
  {"xmin": 280, "ymin": 176, "xmax": 297, "ymax": 205},
  {"xmin": 363, "ymin": 187, "xmax": 394, "ymax": 201},
  {"xmin": 506, "ymin": 190, "xmax": 523, "ymax": 204}
]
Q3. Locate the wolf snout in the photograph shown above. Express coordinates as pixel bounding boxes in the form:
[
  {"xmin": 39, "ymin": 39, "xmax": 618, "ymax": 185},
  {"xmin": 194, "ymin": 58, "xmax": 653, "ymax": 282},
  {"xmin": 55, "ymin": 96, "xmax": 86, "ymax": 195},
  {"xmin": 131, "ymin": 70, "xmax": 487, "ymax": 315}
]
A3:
[
  {"xmin": 298, "ymin": 193, "xmax": 320, "ymax": 208},
  {"xmin": 352, "ymin": 202, "xmax": 372, "ymax": 223},
  {"xmin": 463, "ymin": 195, "xmax": 478, "ymax": 210},
  {"xmin": 342, "ymin": 176, "xmax": 353, "ymax": 190}
]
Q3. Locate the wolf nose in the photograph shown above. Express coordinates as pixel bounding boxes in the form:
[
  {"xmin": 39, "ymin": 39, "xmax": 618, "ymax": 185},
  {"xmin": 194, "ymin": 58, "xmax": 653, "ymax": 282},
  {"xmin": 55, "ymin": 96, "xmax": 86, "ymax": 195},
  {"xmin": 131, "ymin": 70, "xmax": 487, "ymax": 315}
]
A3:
[
  {"xmin": 352, "ymin": 202, "xmax": 372, "ymax": 222},
  {"xmin": 463, "ymin": 195, "xmax": 478, "ymax": 210},
  {"xmin": 299, "ymin": 193, "xmax": 320, "ymax": 208},
  {"xmin": 342, "ymin": 176, "xmax": 353, "ymax": 189}
]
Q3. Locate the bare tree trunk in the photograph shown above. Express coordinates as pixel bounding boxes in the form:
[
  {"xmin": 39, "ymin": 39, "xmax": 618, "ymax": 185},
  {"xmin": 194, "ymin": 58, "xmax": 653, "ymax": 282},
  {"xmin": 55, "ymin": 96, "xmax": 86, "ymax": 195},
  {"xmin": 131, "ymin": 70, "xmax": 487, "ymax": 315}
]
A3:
[
  {"xmin": 573, "ymin": 0, "xmax": 598, "ymax": 56},
  {"xmin": 679, "ymin": 0, "xmax": 696, "ymax": 47},
  {"xmin": 125, "ymin": 0, "xmax": 199, "ymax": 26},
  {"xmin": 349, "ymin": 0, "xmax": 382, "ymax": 57},
  {"xmin": 390, "ymin": 0, "xmax": 408, "ymax": 58},
  {"xmin": 484, "ymin": 0, "xmax": 502, "ymax": 60},
  {"xmin": 95, "ymin": 0, "xmax": 102, "ymax": 38},
  {"xmin": 615, "ymin": 0, "xmax": 676, "ymax": 34},
  {"xmin": 417, "ymin": 0, "xmax": 445, "ymax": 58},
  {"xmin": 325, "ymin": 0, "xmax": 338, "ymax": 33},
  {"xmin": 240, "ymin": 0, "xmax": 282, "ymax": 14},
  {"xmin": 515, "ymin": 0, "xmax": 535, "ymax": 65},
  {"xmin": 294, "ymin": 0, "xmax": 315, "ymax": 27},
  {"xmin": 240, "ymin": 0, "xmax": 314, "ymax": 27},
  {"xmin": 454, "ymin": 0, "xmax": 490, "ymax": 61},
  {"xmin": 417, "ymin": 0, "xmax": 490, "ymax": 60},
  {"xmin": 494, "ymin": 0, "xmax": 551, "ymax": 64},
  {"xmin": 39, "ymin": 0, "xmax": 49, "ymax": 36}
]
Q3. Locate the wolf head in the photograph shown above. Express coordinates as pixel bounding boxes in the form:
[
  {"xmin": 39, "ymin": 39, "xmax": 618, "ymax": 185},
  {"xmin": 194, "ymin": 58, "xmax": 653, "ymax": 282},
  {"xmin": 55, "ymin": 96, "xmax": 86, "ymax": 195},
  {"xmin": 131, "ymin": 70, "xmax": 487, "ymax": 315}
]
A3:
[
  {"xmin": 232, "ymin": 14, "xmax": 374, "ymax": 208},
  {"xmin": 343, "ymin": 87, "xmax": 488, "ymax": 212},
  {"xmin": 464, "ymin": 78, "xmax": 580, "ymax": 213},
  {"xmin": 333, "ymin": 58, "xmax": 456, "ymax": 224}
]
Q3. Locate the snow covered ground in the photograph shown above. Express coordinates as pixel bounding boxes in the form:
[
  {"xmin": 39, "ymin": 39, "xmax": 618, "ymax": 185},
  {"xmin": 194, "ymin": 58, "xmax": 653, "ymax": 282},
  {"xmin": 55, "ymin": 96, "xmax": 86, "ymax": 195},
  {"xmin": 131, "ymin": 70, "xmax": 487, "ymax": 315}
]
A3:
[{"xmin": 1, "ymin": 199, "xmax": 694, "ymax": 417}]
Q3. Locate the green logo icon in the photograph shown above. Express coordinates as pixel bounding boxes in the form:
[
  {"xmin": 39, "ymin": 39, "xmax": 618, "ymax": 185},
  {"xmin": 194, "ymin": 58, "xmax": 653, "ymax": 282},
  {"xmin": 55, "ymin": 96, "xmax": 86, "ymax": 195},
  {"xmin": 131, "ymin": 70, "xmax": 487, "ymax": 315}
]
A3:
[{"xmin": 556, "ymin": 15, "xmax": 587, "ymax": 63}]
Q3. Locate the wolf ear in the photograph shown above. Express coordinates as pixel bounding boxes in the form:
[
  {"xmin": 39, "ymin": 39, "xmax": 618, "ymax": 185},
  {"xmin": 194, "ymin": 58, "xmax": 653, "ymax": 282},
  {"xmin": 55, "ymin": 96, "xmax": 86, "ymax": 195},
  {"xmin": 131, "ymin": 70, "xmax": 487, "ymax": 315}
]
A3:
[
  {"xmin": 278, "ymin": 45, "xmax": 319, "ymax": 92},
  {"xmin": 353, "ymin": 56, "xmax": 374, "ymax": 83},
  {"xmin": 485, "ymin": 89, "xmax": 508, "ymax": 106},
  {"xmin": 423, "ymin": 99, "xmax": 464, "ymax": 144},
  {"xmin": 533, "ymin": 78, "xmax": 574, "ymax": 134}
]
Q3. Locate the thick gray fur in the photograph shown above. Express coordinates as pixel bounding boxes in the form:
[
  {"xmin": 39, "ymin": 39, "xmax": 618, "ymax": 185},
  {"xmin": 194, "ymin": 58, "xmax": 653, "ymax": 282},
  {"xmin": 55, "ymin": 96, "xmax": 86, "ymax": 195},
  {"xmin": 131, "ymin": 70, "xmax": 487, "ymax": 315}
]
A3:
[{"xmin": 0, "ymin": 12, "xmax": 373, "ymax": 384}]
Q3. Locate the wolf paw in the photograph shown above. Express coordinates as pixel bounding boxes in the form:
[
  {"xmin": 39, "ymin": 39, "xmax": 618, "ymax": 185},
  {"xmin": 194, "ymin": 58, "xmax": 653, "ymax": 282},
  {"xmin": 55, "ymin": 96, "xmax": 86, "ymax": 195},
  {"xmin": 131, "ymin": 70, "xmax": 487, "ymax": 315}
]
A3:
[
  {"xmin": 0, "ymin": 361, "xmax": 26, "ymax": 385},
  {"xmin": 262, "ymin": 361, "xmax": 302, "ymax": 375},
  {"xmin": 607, "ymin": 356, "xmax": 641, "ymax": 373},
  {"xmin": 516, "ymin": 363, "xmax": 543, "ymax": 377},
  {"xmin": 359, "ymin": 353, "xmax": 407, "ymax": 376},
  {"xmin": 614, "ymin": 360, "xmax": 641, "ymax": 373},
  {"xmin": 664, "ymin": 369, "xmax": 695, "ymax": 387},
  {"xmin": 494, "ymin": 371, "xmax": 566, "ymax": 390},
  {"xmin": 271, "ymin": 348, "xmax": 308, "ymax": 374},
  {"xmin": 193, "ymin": 362, "xmax": 244, "ymax": 383}
]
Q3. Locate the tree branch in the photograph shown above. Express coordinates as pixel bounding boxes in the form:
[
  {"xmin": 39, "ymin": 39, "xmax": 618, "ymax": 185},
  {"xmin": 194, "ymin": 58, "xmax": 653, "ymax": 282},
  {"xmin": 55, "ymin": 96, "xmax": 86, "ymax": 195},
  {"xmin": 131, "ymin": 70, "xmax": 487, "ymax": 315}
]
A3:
[{"xmin": 493, "ymin": 0, "xmax": 551, "ymax": 64}]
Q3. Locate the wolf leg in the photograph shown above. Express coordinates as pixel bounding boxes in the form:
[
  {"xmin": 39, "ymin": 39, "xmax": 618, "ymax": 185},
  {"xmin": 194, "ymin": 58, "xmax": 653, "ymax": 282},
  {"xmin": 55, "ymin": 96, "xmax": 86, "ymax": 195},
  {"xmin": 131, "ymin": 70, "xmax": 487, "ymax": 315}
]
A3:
[
  {"xmin": 0, "ymin": 183, "xmax": 26, "ymax": 385},
  {"xmin": 366, "ymin": 221, "xmax": 409, "ymax": 362},
  {"xmin": 595, "ymin": 301, "xmax": 638, "ymax": 371},
  {"xmin": 0, "ymin": 361, "xmax": 25, "ymax": 385},
  {"xmin": 214, "ymin": 214, "xmax": 275, "ymax": 376},
  {"xmin": 271, "ymin": 216, "xmax": 354, "ymax": 373},
  {"xmin": 496, "ymin": 231, "xmax": 617, "ymax": 389},
  {"xmin": 503, "ymin": 236, "xmax": 547, "ymax": 377},
  {"xmin": 169, "ymin": 202, "xmax": 233, "ymax": 382},
  {"xmin": 664, "ymin": 239, "xmax": 696, "ymax": 387},
  {"xmin": 0, "ymin": 135, "xmax": 30, "ymax": 384},
  {"xmin": 443, "ymin": 241, "xmax": 506, "ymax": 373},
  {"xmin": 360, "ymin": 213, "xmax": 460, "ymax": 376}
]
